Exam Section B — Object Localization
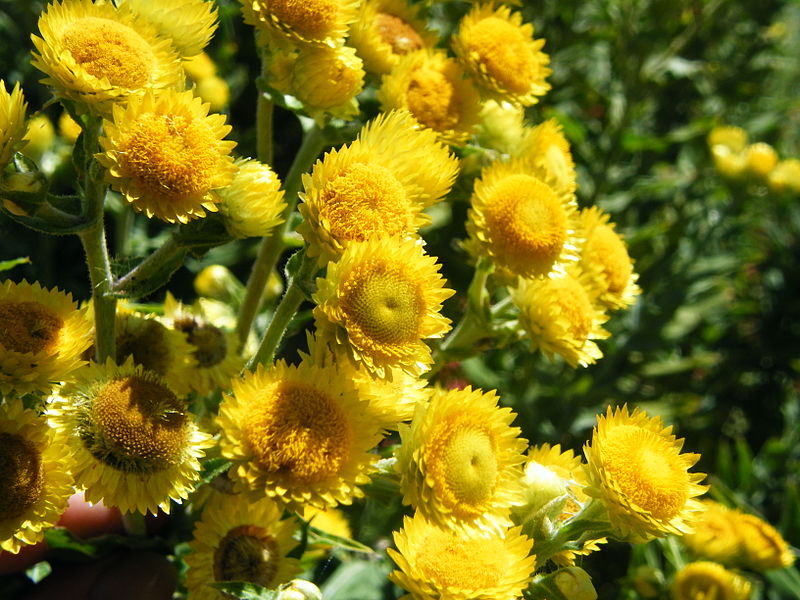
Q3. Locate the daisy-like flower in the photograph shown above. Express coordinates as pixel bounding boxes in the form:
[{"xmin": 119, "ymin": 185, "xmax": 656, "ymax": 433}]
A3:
[
  {"xmin": 388, "ymin": 513, "xmax": 536, "ymax": 600},
  {"xmin": 396, "ymin": 386, "xmax": 528, "ymax": 534},
  {"xmin": 239, "ymin": 0, "xmax": 360, "ymax": 48},
  {"xmin": 671, "ymin": 561, "xmax": 751, "ymax": 600},
  {"xmin": 474, "ymin": 99, "xmax": 526, "ymax": 156},
  {"xmin": 744, "ymin": 142, "xmax": 778, "ymax": 179},
  {"xmin": 186, "ymin": 492, "xmax": 301, "ymax": 599},
  {"xmin": 30, "ymin": 0, "xmax": 184, "ymax": 114},
  {"xmin": 518, "ymin": 118, "xmax": 577, "ymax": 196},
  {"xmin": 97, "ymin": 89, "xmax": 237, "ymax": 224},
  {"xmin": 298, "ymin": 110, "xmax": 459, "ymax": 265},
  {"xmin": 48, "ymin": 358, "xmax": 213, "ymax": 515},
  {"xmin": 768, "ymin": 158, "xmax": 800, "ymax": 195},
  {"xmin": 349, "ymin": 0, "xmax": 437, "ymax": 76},
  {"xmin": 124, "ymin": 0, "xmax": 218, "ymax": 58},
  {"xmin": 0, "ymin": 80, "xmax": 27, "ymax": 171},
  {"xmin": 582, "ymin": 405, "xmax": 708, "ymax": 543},
  {"xmin": 737, "ymin": 512, "xmax": 795, "ymax": 571},
  {"xmin": 217, "ymin": 360, "xmax": 385, "ymax": 511},
  {"xmin": 217, "ymin": 158, "xmax": 286, "ymax": 239},
  {"xmin": 378, "ymin": 48, "xmax": 482, "ymax": 145},
  {"xmin": 160, "ymin": 293, "xmax": 245, "ymax": 396},
  {"xmin": 0, "ymin": 279, "xmax": 92, "ymax": 396},
  {"xmin": 0, "ymin": 399, "xmax": 74, "ymax": 554},
  {"xmin": 578, "ymin": 207, "xmax": 641, "ymax": 311},
  {"xmin": 452, "ymin": 2, "xmax": 551, "ymax": 106},
  {"xmin": 512, "ymin": 271, "xmax": 610, "ymax": 368},
  {"xmin": 681, "ymin": 500, "xmax": 743, "ymax": 566},
  {"xmin": 466, "ymin": 158, "xmax": 581, "ymax": 282},
  {"xmin": 313, "ymin": 237, "xmax": 454, "ymax": 378}
]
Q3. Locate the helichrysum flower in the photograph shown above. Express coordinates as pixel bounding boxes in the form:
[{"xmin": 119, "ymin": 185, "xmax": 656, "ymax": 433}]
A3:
[
  {"xmin": 671, "ymin": 561, "xmax": 751, "ymax": 600},
  {"xmin": 298, "ymin": 110, "xmax": 458, "ymax": 265},
  {"xmin": 473, "ymin": 99, "xmax": 526, "ymax": 156},
  {"xmin": 48, "ymin": 358, "xmax": 213, "ymax": 515},
  {"xmin": 736, "ymin": 512, "xmax": 795, "ymax": 571},
  {"xmin": 708, "ymin": 126, "xmax": 748, "ymax": 153},
  {"xmin": 518, "ymin": 118, "xmax": 577, "ymax": 196},
  {"xmin": 98, "ymin": 89, "xmax": 237, "ymax": 224},
  {"xmin": 743, "ymin": 142, "xmax": 778, "ymax": 178},
  {"xmin": 31, "ymin": 0, "xmax": 184, "ymax": 114},
  {"xmin": 0, "ymin": 399, "xmax": 74, "ymax": 554},
  {"xmin": 21, "ymin": 115, "xmax": 56, "ymax": 160},
  {"xmin": 396, "ymin": 386, "xmax": 528, "ymax": 534},
  {"xmin": 184, "ymin": 51, "xmax": 218, "ymax": 80},
  {"xmin": 582, "ymin": 405, "xmax": 708, "ymax": 543},
  {"xmin": 681, "ymin": 500, "xmax": 743, "ymax": 566},
  {"xmin": 217, "ymin": 360, "xmax": 385, "ymax": 511},
  {"xmin": 313, "ymin": 237, "xmax": 454, "ymax": 378},
  {"xmin": 578, "ymin": 207, "xmax": 641, "ymax": 311},
  {"xmin": 217, "ymin": 158, "xmax": 286, "ymax": 239},
  {"xmin": 511, "ymin": 271, "xmax": 609, "ymax": 368},
  {"xmin": 289, "ymin": 45, "xmax": 365, "ymax": 122},
  {"xmin": 349, "ymin": 0, "xmax": 436, "ymax": 76},
  {"xmin": 452, "ymin": 2, "xmax": 551, "ymax": 106},
  {"xmin": 377, "ymin": 48, "xmax": 482, "ymax": 145},
  {"xmin": 0, "ymin": 80, "xmax": 28, "ymax": 171},
  {"xmin": 388, "ymin": 514, "xmax": 536, "ymax": 600},
  {"xmin": 767, "ymin": 158, "xmax": 800, "ymax": 195},
  {"xmin": 186, "ymin": 492, "xmax": 301, "ymax": 599},
  {"xmin": 58, "ymin": 110, "xmax": 82, "ymax": 144},
  {"xmin": 124, "ymin": 0, "xmax": 218, "ymax": 58},
  {"xmin": 239, "ymin": 0, "xmax": 360, "ymax": 48},
  {"xmin": 466, "ymin": 157, "xmax": 580, "ymax": 282},
  {"xmin": 0, "ymin": 279, "xmax": 92, "ymax": 395}
]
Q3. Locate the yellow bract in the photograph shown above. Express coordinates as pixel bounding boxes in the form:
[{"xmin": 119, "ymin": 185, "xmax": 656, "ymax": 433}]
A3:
[
  {"xmin": 240, "ymin": 0, "xmax": 360, "ymax": 48},
  {"xmin": 217, "ymin": 158, "xmax": 286, "ymax": 239},
  {"xmin": 290, "ymin": 45, "xmax": 365, "ymax": 122},
  {"xmin": 125, "ymin": 0, "xmax": 218, "ymax": 58},
  {"xmin": 671, "ymin": 561, "xmax": 751, "ymax": 600},
  {"xmin": 0, "ymin": 80, "xmax": 28, "ymax": 170},
  {"xmin": 519, "ymin": 118, "xmax": 577, "ymax": 195}
]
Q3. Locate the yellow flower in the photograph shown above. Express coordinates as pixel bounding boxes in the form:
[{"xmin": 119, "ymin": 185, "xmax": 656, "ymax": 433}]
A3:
[
  {"xmin": 48, "ymin": 358, "xmax": 213, "ymax": 515},
  {"xmin": 21, "ymin": 115, "xmax": 56, "ymax": 160},
  {"xmin": 217, "ymin": 158, "xmax": 286, "ymax": 239},
  {"xmin": 578, "ymin": 207, "xmax": 641, "ymax": 311},
  {"xmin": 681, "ymin": 500, "xmax": 742, "ymax": 566},
  {"xmin": 474, "ymin": 100, "xmax": 527, "ymax": 156},
  {"xmin": 466, "ymin": 158, "xmax": 581, "ymax": 282},
  {"xmin": 396, "ymin": 386, "xmax": 528, "ymax": 534},
  {"xmin": 744, "ymin": 142, "xmax": 778, "ymax": 178},
  {"xmin": 0, "ymin": 399, "xmax": 74, "ymax": 554},
  {"xmin": 388, "ymin": 513, "xmax": 536, "ymax": 600},
  {"xmin": 184, "ymin": 51, "xmax": 217, "ymax": 80},
  {"xmin": 298, "ymin": 110, "xmax": 458, "ymax": 265},
  {"xmin": 377, "ymin": 48, "xmax": 482, "ymax": 145},
  {"xmin": 0, "ymin": 80, "xmax": 27, "ymax": 171},
  {"xmin": 240, "ymin": 0, "xmax": 360, "ymax": 48},
  {"xmin": 195, "ymin": 75, "xmax": 230, "ymax": 111},
  {"xmin": 0, "ymin": 279, "xmax": 92, "ymax": 395},
  {"xmin": 452, "ymin": 2, "xmax": 551, "ymax": 106},
  {"xmin": 313, "ymin": 237, "xmax": 454, "ymax": 378},
  {"xmin": 98, "ymin": 89, "xmax": 236, "ymax": 224},
  {"xmin": 737, "ymin": 512, "xmax": 795, "ymax": 571},
  {"xmin": 186, "ymin": 492, "xmax": 301, "ymax": 599},
  {"xmin": 290, "ymin": 45, "xmax": 365, "ymax": 123},
  {"xmin": 707, "ymin": 126, "xmax": 748, "ymax": 153},
  {"xmin": 31, "ymin": 0, "xmax": 184, "ymax": 114},
  {"xmin": 349, "ymin": 0, "xmax": 437, "ymax": 76},
  {"xmin": 582, "ymin": 405, "xmax": 707, "ymax": 543},
  {"xmin": 511, "ymin": 271, "xmax": 609, "ymax": 368},
  {"xmin": 671, "ymin": 561, "xmax": 751, "ymax": 600},
  {"xmin": 58, "ymin": 110, "xmax": 82, "ymax": 144},
  {"xmin": 124, "ymin": 0, "xmax": 218, "ymax": 58},
  {"xmin": 217, "ymin": 360, "xmax": 385, "ymax": 511},
  {"xmin": 518, "ymin": 118, "xmax": 577, "ymax": 196},
  {"xmin": 767, "ymin": 158, "xmax": 800, "ymax": 195}
]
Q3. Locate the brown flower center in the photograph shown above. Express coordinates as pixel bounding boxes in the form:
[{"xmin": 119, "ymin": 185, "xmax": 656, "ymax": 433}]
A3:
[
  {"xmin": 0, "ymin": 300, "xmax": 63, "ymax": 354},
  {"xmin": 0, "ymin": 432, "xmax": 43, "ymax": 521}
]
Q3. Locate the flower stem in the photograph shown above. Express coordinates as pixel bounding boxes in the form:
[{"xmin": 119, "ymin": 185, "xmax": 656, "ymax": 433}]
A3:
[
  {"xmin": 530, "ymin": 499, "xmax": 613, "ymax": 565},
  {"xmin": 111, "ymin": 235, "xmax": 186, "ymax": 296}
]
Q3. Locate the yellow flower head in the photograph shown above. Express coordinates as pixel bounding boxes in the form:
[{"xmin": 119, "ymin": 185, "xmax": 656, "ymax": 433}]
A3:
[
  {"xmin": 466, "ymin": 158, "xmax": 581, "ymax": 282},
  {"xmin": 396, "ymin": 386, "xmax": 528, "ymax": 534},
  {"xmin": 388, "ymin": 514, "xmax": 536, "ymax": 600},
  {"xmin": 313, "ymin": 237, "xmax": 454, "ymax": 378},
  {"xmin": 21, "ymin": 115, "xmax": 56, "ymax": 160},
  {"xmin": 240, "ymin": 0, "xmax": 360, "ymax": 48},
  {"xmin": 217, "ymin": 360, "xmax": 385, "ymax": 511},
  {"xmin": 578, "ymin": 207, "xmax": 641, "ymax": 311},
  {"xmin": 124, "ymin": 0, "xmax": 218, "ymax": 58},
  {"xmin": 0, "ymin": 399, "xmax": 74, "ymax": 554},
  {"xmin": 0, "ymin": 80, "xmax": 28, "ymax": 171},
  {"xmin": 681, "ymin": 500, "xmax": 743, "ymax": 566},
  {"xmin": 708, "ymin": 126, "xmax": 748, "ymax": 153},
  {"xmin": 452, "ymin": 2, "xmax": 551, "ymax": 106},
  {"xmin": 98, "ymin": 89, "xmax": 236, "ymax": 224},
  {"xmin": 473, "ymin": 99, "xmax": 526, "ymax": 156},
  {"xmin": 767, "ymin": 158, "xmax": 800, "ymax": 195},
  {"xmin": 737, "ymin": 512, "xmax": 795, "ymax": 571},
  {"xmin": 378, "ymin": 48, "xmax": 482, "ymax": 145},
  {"xmin": 48, "ymin": 358, "xmax": 213, "ymax": 515},
  {"xmin": 744, "ymin": 142, "xmax": 778, "ymax": 179},
  {"xmin": 583, "ymin": 405, "xmax": 708, "ymax": 543},
  {"xmin": 671, "ymin": 561, "xmax": 751, "ymax": 600},
  {"xmin": 349, "ymin": 0, "xmax": 437, "ymax": 75},
  {"xmin": 186, "ymin": 493, "xmax": 301, "ymax": 600},
  {"xmin": 184, "ymin": 51, "xmax": 217, "ymax": 80},
  {"xmin": 0, "ymin": 279, "xmax": 92, "ymax": 395},
  {"xmin": 298, "ymin": 110, "xmax": 459, "ymax": 265},
  {"xmin": 217, "ymin": 158, "xmax": 286, "ymax": 239},
  {"xmin": 290, "ymin": 45, "xmax": 365, "ymax": 123},
  {"xmin": 195, "ymin": 75, "xmax": 230, "ymax": 112},
  {"xmin": 511, "ymin": 271, "xmax": 610, "ymax": 368},
  {"xmin": 31, "ymin": 0, "xmax": 184, "ymax": 114},
  {"xmin": 58, "ymin": 110, "xmax": 82, "ymax": 144},
  {"xmin": 518, "ymin": 118, "xmax": 577, "ymax": 196}
]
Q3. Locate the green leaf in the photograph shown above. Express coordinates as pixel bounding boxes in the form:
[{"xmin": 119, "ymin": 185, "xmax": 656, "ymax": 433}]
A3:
[
  {"xmin": 43, "ymin": 527, "xmax": 99, "ymax": 558},
  {"xmin": 209, "ymin": 581, "xmax": 279, "ymax": 600},
  {"xmin": 199, "ymin": 457, "xmax": 232, "ymax": 485},
  {"xmin": 320, "ymin": 560, "xmax": 391, "ymax": 600},
  {"xmin": 0, "ymin": 257, "xmax": 29, "ymax": 272},
  {"xmin": 307, "ymin": 526, "xmax": 375, "ymax": 554}
]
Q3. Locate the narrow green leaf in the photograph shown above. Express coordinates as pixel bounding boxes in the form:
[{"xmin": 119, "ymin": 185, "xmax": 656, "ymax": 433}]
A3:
[
  {"xmin": 209, "ymin": 581, "xmax": 279, "ymax": 600},
  {"xmin": 0, "ymin": 257, "xmax": 29, "ymax": 272}
]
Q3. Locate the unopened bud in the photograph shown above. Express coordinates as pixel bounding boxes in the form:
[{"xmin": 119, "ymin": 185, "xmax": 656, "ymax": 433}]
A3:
[{"xmin": 277, "ymin": 579, "xmax": 322, "ymax": 600}]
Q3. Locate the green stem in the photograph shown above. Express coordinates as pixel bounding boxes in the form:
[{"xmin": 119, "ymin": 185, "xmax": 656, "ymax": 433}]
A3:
[
  {"xmin": 256, "ymin": 92, "xmax": 274, "ymax": 165},
  {"xmin": 111, "ymin": 236, "xmax": 186, "ymax": 295},
  {"xmin": 530, "ymin": 499, "xmax": 613, "ymax": 565}
]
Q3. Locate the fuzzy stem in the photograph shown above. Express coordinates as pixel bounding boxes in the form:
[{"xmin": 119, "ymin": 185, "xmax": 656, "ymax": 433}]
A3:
[{"xmin": 111, "ymin": 236, "xmax": 186, "ymax": 295}]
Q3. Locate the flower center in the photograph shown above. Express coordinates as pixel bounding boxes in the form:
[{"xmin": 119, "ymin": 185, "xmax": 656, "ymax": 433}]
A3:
[
  {"xmin": 269, "ymin": 0, "xmax": 338, "ymax": 41},
  {"xmin": 466, "ymin": 16, "xmax": 536, "ymax": 94},
  {"xmin": 61, "ymin": 17, "xmax": 154, "ymax": 89},
  {"xmin": 320, "ymin": 163, "xmax": 411, "ymax": 244},
  {"xmin": 244, "ymin": 382, "xmax": 352, "ymax": 484},
  {"xmin": 174, "ymin": 316, "xmax": 227, "ymax": 368},
  {"xmin": 86, "ymin": 376, "xmax": 188, "ymax": 473},
  {"xmin": 213, "ymin": 525, "xmax": 280, "ymax": 588},
  {"xmin": 118, "ymin": 112, "xmax": 220, "ymax": 201},
  {"xmin": 0, "ymin": 300, "xmax": 63, "ymax": 354},
  {"xmin": 0, "ymin": 432, "xmax": 43, "ymax": 521},
  {"xmin": 374, "ymin": 13, "xmax": 424, "ymax": 54},
  {"xmin": 552, "ymin": 276, "xmax": 593, "ymax": 342},
  {"xmin": 602, "ymin": 425, "xmax": 690, "ymax": 521},
  {"xmin": 590, "ymin": 224, "xmax": 633, "ymax": 294},
  {"xmin": 406, "ymin": 67, "xmax": 460, "ymax": 133},
  {"xmin": 417, "ymin": 527, "xmax": 504, "ymax": 590},
  {"xmin": 116, "ymin": 318, "xmax": 170, "ymax": 377}
]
